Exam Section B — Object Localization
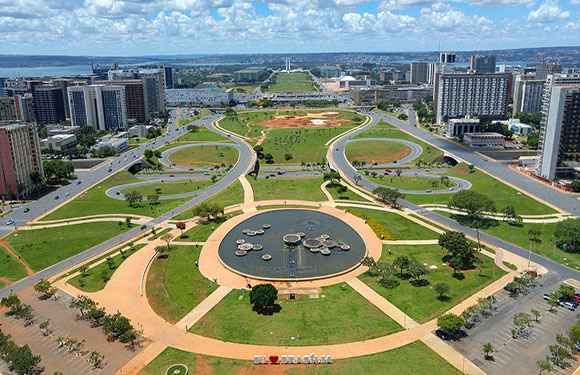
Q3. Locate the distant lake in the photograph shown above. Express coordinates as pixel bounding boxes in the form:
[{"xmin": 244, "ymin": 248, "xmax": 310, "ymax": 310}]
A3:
[
  {"xmin": 0, "ymin": 65, "xmax": 94, "ymax": 78},
  {"xmin": 391, "ymin": 60, "xmax": 541, "ymax": 67}
]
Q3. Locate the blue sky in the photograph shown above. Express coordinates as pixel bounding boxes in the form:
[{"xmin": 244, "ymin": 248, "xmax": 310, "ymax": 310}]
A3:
[{"xmin": 0, "ymin": 0, "xmax": 578, "ymax": 55}]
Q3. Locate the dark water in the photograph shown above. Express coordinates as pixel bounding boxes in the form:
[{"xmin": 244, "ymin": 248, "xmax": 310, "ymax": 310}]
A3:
[{"xmin": 218, "ymin": 209, "xmax": 366, "ymax": 280}]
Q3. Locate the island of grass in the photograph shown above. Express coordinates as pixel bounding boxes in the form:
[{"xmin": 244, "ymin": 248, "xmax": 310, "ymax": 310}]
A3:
[
  {"xmin": 171, "ymin": 180, "xmax": 245, "ymax": 221},
  {"xmin": 353, "ymin": 121, "xmax": 443, "ymax": 164},
  {"xmin": 249, "ymin": 177, "xmax": 327, "ymax": 202},
  {"xmin": 346, "ymin": 140, "xmax": 412, "ymax": 164},
  {"xmin": 0, "ymin": 245, "xmax": 29, "ymax": 288},
  {"xmin": 120, "ymin": 179, "xmax": 216, "ymax": 197},
  {"xmin": 175, "ymin": 125, "xmax": 233, "ymax": 143},
  {"xmin": 326, "ymin": 182, "xmax": 373, "ymax": 202},
  {"xmin": 405, "ymin": 163, "xmax": 556, "ymax": 215},
  {"xmin": 141, "ymin": 341, "xmax": 461, "ymax": 375},
  {"xmin": 190, "ymin": 283, "xmax": 402, "ymax": 346},
  {"xmin": 266, "ymin": 72, "xmax": 320, "ymax": 92},
  {"xmin": 40, "ymin": 171, "xmax": 190, "ymax": 221},
  {"xmin": 365, "ymin": 174, "xmax": 457, "ymax": 191},
  {"xmin": 168, "ymin": 145, "xmax": 238, "ymax": 168},
  {"xmin": 5, "ymin": 221, "xmax": 135, "ymax": 272},
  {"xmin": 68, "ymin": 244, "xmax": 146, "ymax": 292},
  {"xmin": 358, "ymin": 244, "xmax": 506, "ymax": 323},
  {"xmin": 178, "ymin": 108, "xmax": 213, "ymax": 128},
  {"xmin": 147, "ymin": 245, "xmax": 218, "ymax": 323}
]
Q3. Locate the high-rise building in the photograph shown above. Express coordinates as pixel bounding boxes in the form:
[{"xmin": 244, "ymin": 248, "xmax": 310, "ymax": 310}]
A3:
[
  {"xmin": 0, "ymin": 121, "xmax": 44, "ymax": 198},
  {"xmin": 0, "ymin": 95, "xmax": 35, "ymax": 122},
  {"xmin": 107, "ymin": 68, "xmax": 165, "ymax": 116},
  {"xmin": 470, "ymin": 55, "xmax": 497, "ymax": 73},
  {"xmin": 512, "ymin": 75, "xmax": 545, "ymax": 116},
  {"xmin": 434, "ymin": 72, "xmax": 512, "ymax": 124},
  {"xmin": 33, "ymin": 85, "xmax": 66, "ymax": 125},
  {"xmin": 537, "ymin": 84, "xmax": 580, "ymax": 181},
  {"xmin": 164, "ymin": 66, "xmax": 174, "ymax": 89},
  {"xmin": 2, "ymin": 78, "xmax": 27, "ymax": 97},
  {"xmin": 536, "ymin": 64, "xmax": 562, "ymax": 81},
  {"xmin": 439, "ymin": 52, "xmax": 456, "ymax": 64},
  {"xmin": 68, "ymin": 85, "xmax": 127, "ymax": 131},
  {"xmin": 410, "ymin": 62, "xmax": 428, "ymax": 84},
  {"xmin": 428, "ymin": 62, "xmax": 454, "ymax": 84},
  {"xmin": 95, "ymin": 79, "xmax": 146, "ymax": 122}
]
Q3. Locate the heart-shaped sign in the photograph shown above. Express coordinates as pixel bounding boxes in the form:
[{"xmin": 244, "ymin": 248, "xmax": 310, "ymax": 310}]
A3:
[{"xmin": 269, "ymin": 355, "xmax": 279, "ymax": 364}]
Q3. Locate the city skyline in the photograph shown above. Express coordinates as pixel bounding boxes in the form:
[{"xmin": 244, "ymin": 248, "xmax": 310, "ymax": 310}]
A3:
[{"xmin": 1, "ymin": 0, "xmax": 580, "ymax": 56}]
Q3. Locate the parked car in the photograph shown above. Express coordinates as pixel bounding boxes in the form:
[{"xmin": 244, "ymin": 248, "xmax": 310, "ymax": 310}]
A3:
[
  {"xmin": 564, "ymin": 301, "xmax": 576, "ymax": 310},
  {"xmin": 543, "ymin": 293, "xmax": 551, "ymax": 301}
]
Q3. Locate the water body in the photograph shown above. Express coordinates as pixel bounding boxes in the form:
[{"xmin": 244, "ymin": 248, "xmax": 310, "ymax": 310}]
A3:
[
  {"xmin": 0, "ymin": 65, "xmax": 94, "ymax": 78},
  {"xmin": 391, "ymin": 60, "xmax": 541, "ymax": 67}
]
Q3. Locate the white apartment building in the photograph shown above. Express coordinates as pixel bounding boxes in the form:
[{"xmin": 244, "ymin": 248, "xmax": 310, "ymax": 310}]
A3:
[
  {"xmin": 165, "ymin": 88, "xmax": 234, "ymax": 107},
  {"xmin": 67, "ymin": 85, "xmax": 128, "ymax": 131}
]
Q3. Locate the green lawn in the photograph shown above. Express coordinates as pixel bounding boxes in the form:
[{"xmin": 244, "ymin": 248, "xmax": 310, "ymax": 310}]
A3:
[
  {"xmin": 405, "ymin": 163, "xmax": 557, "ymax": 215},
  {"xmin": 359, "ymin": 245, "xmax": 506, "ymax": 323},
  {"xmin": 171, "ymin": 180, "xmax": 245, "ymax": 220},
  {"xmin": 343, "ymin": 207, "xmax": 439, "ymax": 240},
  {"xmin": 218, "ymin": 83, "xmax": 259, "ymax": 93},
  {"xmin": 178, "ymin": 109, "xmax": 213, "ymax": 127},
  {"xmin": 326, "ymin": 182, "xmax": 373, "ymax": 202},
  {"xmin": 120, "ymin": 179, "xmax": 215, "ymax": 197},
  {"xmin": 353, "ymin": 121, "xmax": 443, "ymax": 164},
  {"xmin": 346, "ymin": 140, "xmax": 412, "ymax": 164},
  {"xmin": 218, "ymin": 110, "xmax": 275, "ymax": 138},
  {"xmin": 366, "ymin": 174, "xmax": 457, "ymax": 191},
  {"xmin": 68, "ymin": 244, "xmax": 145, "ymax": 292},
  {"xmin": 0, "ymin": 246, "xmax": 28, "ymax": 288},
  {"xmin": 41, "ymin": 171, "xmax": 190, "ymax": 221},
  {"xmin": 266, "ymin": 73, "xmax": 320, "ymax": 92},
  {"xmin": 181, "ymin": 215, "xmax": 240, "ymax": 242},
  {"xmin": 5, "ymin": 222, "xmax": 134, "ymax": 272},
  {"xmin": 146, "ymin": 245, "xmax": 218, "ymax": 323},
  {"xmin": 168, "ymin": 145, "xmax": 239, "ymax": 168},
  {"xmin": 250, "ymin": 177, "xmax": 327, "ymax": 202},
  {"xmin": 190, "ymin": 283, "xmax": 401, "ymax": 346},
  {"xmin": 141, "ymin": 341, "xmax": 460, "ymax": 375},
  {"xmin": 175, "ymin": 125, "xmax": 233, "ymax": 143}
]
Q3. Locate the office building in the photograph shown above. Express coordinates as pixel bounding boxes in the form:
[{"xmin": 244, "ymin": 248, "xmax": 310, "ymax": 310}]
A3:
[
  {"xmin": 46, "ymin": 125, "xmax": 82, "ymax": 141},
  {"xmin": 39, "ymin": 134, "xmax": 77, "ymax": 151},
  {"xmin": 536, "ymin": 64, "xmax": 563, "ymax": 81},
  {"xmin": 512, "ymin": 75, "xmax": 545, "ymax": 116},
  {"xmin": 165, "ymin": 88, "xmax": 234, "ymax": 106},
  {"xmin": 164, "ymin": 66, "xmax": 174, "ymax": 89},
  {"xmin": 107, "ymin": 68, "xmax": 165, "ymax": 116},
  {"xmin": 464, "ymin": 132, "xmax": 505, "ymax": 147},
  {"xmin": 410, "ymin": 62, "xmax": 428, "ymax": 84},
  {"xmin": 338, "ymin": 76, "xmax": 375, "ymax": 89},
  {"xmin": 439, "ymin": 52, "xmax": 456, "ymax": 64},
  {"xmin": 350, "ymin": 87, "xmax": 430, "ymax": 105},
  {"xmin": 0, "ymin": 121, "xmax": 44, "ymax": 198},
  {"xmin": 428, "ymin": 62, "xmax": 454, "ymax": 84},
  {"xmin": 447, "ymin": 117, "xmax": 480, "ymax": 137},
  {"xmin": 96, "ymin": 79, "xmax": 145, "ymax": 122},
  {"xmin": 2, "ymin": 78, "xmax": 28, "ymax": 97},
  {"xmin": 68, "ymin": 85, "xmax": 127, "ymax": 131},
  {"xmin": 434, "ymin": 72, "xmax": 512, "ymax": 124},
  {"xmin": 318, "ymin": 66, "xmax": 341, "ymax": 79},
  {"xmin": 508, "ymin": 120, "xmax": 533, "ymax": 136},
  {"xmin": 129, "ymin": 125, "xmax": 152, "ymax": 138},
  {"xmin": 537, "ymin": 84, "xmax": 580, "ymax": 181},
  {"xmin": 233, "ymin": 67, "xmax": 267, "ymax": 82},
  {"xmin": 96, "ymin": 134, "xmax": 129, "ymax": 152},
  {"xmin": 33, "ymin": 85, "xmax": 66, "ymax": 125},
  {"xmin": 0, "ymin": 95, "xmax": 35, "ymax": 122},
  {"xmin": 470, "ymin": 55, "xmax": 497, "ymax": 73}
]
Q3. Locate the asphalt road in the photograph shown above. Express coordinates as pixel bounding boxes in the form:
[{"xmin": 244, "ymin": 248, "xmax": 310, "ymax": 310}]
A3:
[{"xmin": 0, "ymin": 111, "xmax": 254, "ymax": 298}]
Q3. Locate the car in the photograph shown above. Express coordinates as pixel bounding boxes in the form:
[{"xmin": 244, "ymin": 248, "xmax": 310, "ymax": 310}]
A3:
[
  {"xmin": 118, "ymin": 160, "xmax": 121, "ymax": 163},
  {"xmin": 65, "ymin": 192, "xmax": 70, "ymax": 196},
  {"xmin": 189, "ymin": 168, "xmax": 194, "ymax": 171},
  {"xmin": 563, "ymin": 301, "xmax": 576, "ymax": 310},
  {"xmin": 543, "ymin": 293, "xmax": 551, "ymax": 301},
  {"xmin": 483, "ymin": 158, "xmax": 488, "ymax": 162},
  {"xmin": 385, "ymin": 169, "xmax": 392, "ymax": 172},
  {"xmin": 9, "ymin": 204, "xmax": 18, "ymax": 208},
  {"xmin": 277, "ymin": 171, "xmax": 285, "ymax": 175},
  {"xmin": 204, "ymin": 172, "xmax": 210, "ymax": 175},
  {"xmin": 449, "ymin": 187, "xmax": 454, "ymax": 191},
  {"xmin": 269, "ymin": 174, "xmax": 276, "ymax": 177},
  {"xmin": 393, "ymin": 160, "xmax": 397, "ymax": 163},
  {"xmin": 435, "ymin": 329, "xmax": 449, "ymax": 340},
  {"xmin": 572, "ymin": 294, "xmax": 580, "ymax": 302},
  {"xmin": 77, "ymin": 181, "xmax": 81, "ymax": 185},
  {"xmin": 23, "ymin": 208, "xmax": 29, "ymax": 213},
  {"xmin": 425, "ymin": 169, "xmax": 430, "ymax": 172},
  {"xmin": 54, "ymin": 195, "xmax": 59, "ymax": 200},
  {"xmin": 116, "ymin": 192, "xmax": 120, "ymax": 195},
  {"xmin": 6, "ymin": 219, "xmax": 14, "ymax": 225},
  {"xmin": 426, "ymin": 189, "xmax": 432, "ymax": 193},
  {"xmin": 169, "ymin": 174, "xmax": 175, "ymax": 177},
  {"xmin": 108, "ymin": 169, "xmax": 112, "ymax": 172},
  {"xmin": 372, "ymin": 162, "xmax": 378, "ymax": 166}
]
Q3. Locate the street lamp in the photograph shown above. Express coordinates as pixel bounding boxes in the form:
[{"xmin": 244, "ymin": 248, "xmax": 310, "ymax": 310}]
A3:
[{"xmin": 528, "ymin": 240, "xmax": 532, "ymax": 268}]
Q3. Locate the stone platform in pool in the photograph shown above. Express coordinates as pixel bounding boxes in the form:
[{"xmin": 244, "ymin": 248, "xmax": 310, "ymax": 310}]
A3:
[{"xmin": 217, "ymin": 209, "xmax": 367, "ymax": 280}]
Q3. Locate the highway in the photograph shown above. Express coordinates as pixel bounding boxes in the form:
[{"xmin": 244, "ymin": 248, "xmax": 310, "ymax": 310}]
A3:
[{"xmin": 0, "ymin": 110, "xmax": 254, "ymax": 298}]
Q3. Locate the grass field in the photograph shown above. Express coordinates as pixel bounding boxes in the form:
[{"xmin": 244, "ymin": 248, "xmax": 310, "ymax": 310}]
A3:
[
  {"xmin": 41, "ymin": 171, "xmax": 190, "ymax": 221},
  {"xmin": 178, "ymin": 109, "xmax": 213, "ymax": 128},
  {"xmin": 346, "ymin": 140, "xmax": 412, "ymax": 164},
  {"xmin": 366, "ymin": 174, "xmax": 457, "ymax": 191},
  {"xmin": 146, "ymin": 245, "xmax": 218, "ymax": 323},
  {"xmin": 168, "ymin": 145, "xmax": 238, "ymax": 168},
  {"xmin": 359, "ymin": 244, "xmax": 506, "ymax": 323},
  {"xmin": 218, "ymin": 110, "xmax": 274, "ymax": 138},
  {"xmin": 5, "ymin": 222, "xmax": 133, "ymax": 272},
  {"xmin": 353, "ymin": 121, "xmax": 443, "ymax": 164},
  {"xmin": 181, "ymin": 214, "xmax": 240, "ymax": 242},
  {"xmin": 171, "ymin": 181, "xmax": 245, "ymax": 220},
  {"xmin": 0, "ymin": 246, "xmax": 28, "ymax": 288},
  {"xmin": 342, "ymin": 207, "xmax": 439, "ymax": 240},
  {"xmin": 175, "ymin": 125, "xmax": 233, "ymax": 143},
  {"xmin": 405, "ymin": 163, "xmax": 557, "ymax": 215},
  {"xmin": 266, "ymin": 73, "xmax": 320, "ymax": 92},
  {"xmin": 218, "ymin": 83, "xmax": 259, "ymax": 93},
  {"xmin": 249, "ymin": 177, "xmax": 327, "ymax": 202},
  {"xmin": 326, "ymin": 182, "xmax": 373, "ymax": 202},
  {"xmin": 141, "ymin": 341, "xmax": 461, "ymax": 375},
  {"xmin": 190, "ymin": 283, "xmax": 401, "ymax": 346},
  {"xmin": 120, "ymin": 179, "xmax": 215, "ymax": 197},
  {"xmin": 68, "ymin": 244, "xmax": 145, "ymax": 292}
]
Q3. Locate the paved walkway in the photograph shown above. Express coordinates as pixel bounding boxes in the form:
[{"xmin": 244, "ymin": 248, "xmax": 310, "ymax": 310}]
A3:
[
  {"xmin": 19, "ymin": 217, "xmax": 149, "ymax": 230},
  {"xmin": 382, "ymin": 239, "xmax": 439, "ymax": 245},
  {"xmin": 238, "ymin": 174, "xmax": 254, "ymax": 204},
  {"xmin": 427, "ymin": 207, "xmax": 571, "ymax": 223},
  {"xmin": 175, "ymin": 285, "xmax": 232, "ymax": 330}
]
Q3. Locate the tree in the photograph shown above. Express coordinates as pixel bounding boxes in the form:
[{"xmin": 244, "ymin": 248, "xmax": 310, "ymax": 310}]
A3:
[
  {"xmin": 39, "ymin": 319, "xmax": 51, "ymax": 336},
  {"xmin": 360, "ymin": 256, "xmax": 377, "ymax": 275},
  {"xmin": 437, "ymin": 313, "xmax": 465, "ymax": 334},
  {"xmin": 501, "ymin": 205, "xmax": 522, "ymax": 223},
  {"xmin": 353, "ymin": 175, "xmax": 362, "ymax": 186},
  {"xmin": 537, "ymin": 357, "xmax": 554, "ymax": 374},
  {"xmin": 102, "ymin": 312, "xmax": 135, "ymax": 341},
  {"xmin": 69, "ymin": 295, "xmax": 97, "ymax": 318},
  {"xmin": 529, "ymin": 229, "xmax": 542, "ymax": 242},
  {"xmin": 554, "ymin": 218, "xmax": 580, "ymax": 251},
  {"xmin": 408, "ymin": 263, "xmax": 428, "ymax": 282},
  {"xmin": 568, "ymin": 324, "xmax": 580, "ymax": 347},
  {"xmin": 434, "ymin": 282, "xmax": 450, "ymax": 299},
  {"xmin": 143, "ymin": 149, "xmax": 153, "ymax": 159},
  {"xmin": 559, "ymin": 285, "xmax": 575, "ymax": 299},
  {"xmin": 513, "ymin": 312, "xmax": 533, "ymax": 337},
  {"xmin": 284, "ymin": 153, "xmax": 293, "ymax": 161},
  {"xmin": 483, "ymin": 342, "xmax": 494, "ymax": 360},
  {"xmin": 393, "ymin": 255, "xmax": 410, "ymax": 277},
  {"xmin": 548, "ymin": 292, "xmax": 559, "ymax": 312},
  {"xmin": 89, "ymin": 351, "xmax": 105, "ymax": 369},
  {"xmin": 556, "ymin": 333, "xmax": 574, "ymax": 353},
  {"xmin": 438, "ymin": 231, "xmax": 476, "ymax": 271},
  {"xmin": 448, "ymin": 190, "xmax": 495, "ymax": 250},
  {"xmin": 125, "ymin": 217, "xmax": 132, "ymax": 227},
  {"xmin": 176, "ymin": 222, "xmax": 186, "ymax": 237},
  {"xmin": 337, "ymin": 186, "xmax": 348, "ymax": 199},
  {"xmin": 323, "ymin": 171, "xmax": 341, "ymax": 185},
  {"xmin": 549, "ymin": 344, "xmax": 571, "ymax": 367},
  {"xmin": 249, "ymin": 283, "xmax": 278, "ymax": 311},
  {"xmin": 160, "ymin": 233, "xmax": 174, "ymax": 251},
  {"xmin": 373, "ymin": 187, "xmax": 405, "ymax": 208},
  {"xmin": 147, "ymin": 194, "xmax": 159, "ymax": 206},
  {"xmin": 125, "ymin": 190, "xmax": 143, "ymax": 207},
  {"xmin": 34, "ymin": 280, "xmax": 56, "ymax": 299},
  {"xmin": 6, "ymin": 344, "xmax": 41, "ymax": 375}
]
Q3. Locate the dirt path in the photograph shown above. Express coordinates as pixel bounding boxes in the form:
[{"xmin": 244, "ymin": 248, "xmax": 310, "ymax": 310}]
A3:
[{"xmin": 0, "ymin": 240, "xmax": 34, "ymax": 276}]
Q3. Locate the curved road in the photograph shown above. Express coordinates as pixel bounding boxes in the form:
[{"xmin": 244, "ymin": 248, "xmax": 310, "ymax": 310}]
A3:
[
  {"xmin": 345, "ymin": 137, "xmax": 423, "ymax": 165},
  {"xmin": 158, "ymin": 142, "xmax": 241, "ymax": 172}
]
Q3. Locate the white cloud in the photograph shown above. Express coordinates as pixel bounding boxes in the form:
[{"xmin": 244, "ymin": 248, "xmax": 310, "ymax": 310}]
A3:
[{"xmin": 528, "ymin": 0, "xmax": 570, "ymax": 22}]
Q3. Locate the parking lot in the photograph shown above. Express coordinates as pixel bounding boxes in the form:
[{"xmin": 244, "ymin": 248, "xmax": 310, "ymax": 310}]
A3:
[
  {"xmin": 0, "ymin": 287, "xmax": 143, "ymax": 375},
  {"xmin": 449, "ymin": 272, "xmax": 580, "ymax": 375}
]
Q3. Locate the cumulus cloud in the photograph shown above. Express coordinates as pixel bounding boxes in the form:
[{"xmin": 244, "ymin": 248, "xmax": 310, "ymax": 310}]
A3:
[{"xmin": 528, "ymin": 0, "xmax": 570, "ymax": 22}]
